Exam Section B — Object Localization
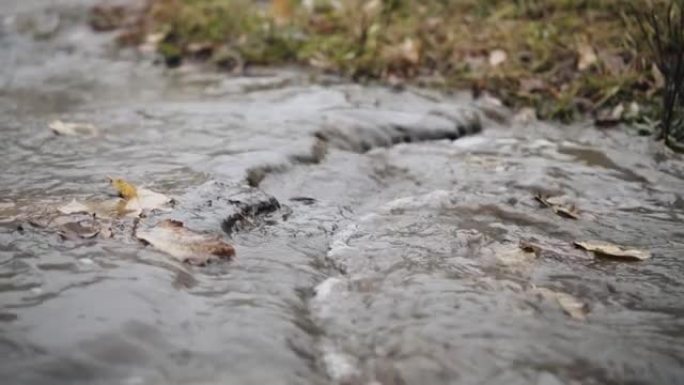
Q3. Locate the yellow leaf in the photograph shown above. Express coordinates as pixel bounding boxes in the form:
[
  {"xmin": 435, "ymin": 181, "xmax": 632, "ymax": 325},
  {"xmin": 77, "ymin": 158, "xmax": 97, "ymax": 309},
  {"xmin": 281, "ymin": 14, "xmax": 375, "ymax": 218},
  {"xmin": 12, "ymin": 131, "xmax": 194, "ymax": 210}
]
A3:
[{"xmin": 107, "ymin": 177, "xmax": 138, "ymax": 200}]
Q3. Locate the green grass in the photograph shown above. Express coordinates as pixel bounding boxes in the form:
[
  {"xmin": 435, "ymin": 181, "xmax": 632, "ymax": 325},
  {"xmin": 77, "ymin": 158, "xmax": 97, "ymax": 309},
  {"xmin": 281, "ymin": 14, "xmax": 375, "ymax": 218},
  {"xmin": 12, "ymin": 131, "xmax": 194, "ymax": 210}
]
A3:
[{"xmin": 122, "ymin": 0, "xmax": 669, "ymax": 125}]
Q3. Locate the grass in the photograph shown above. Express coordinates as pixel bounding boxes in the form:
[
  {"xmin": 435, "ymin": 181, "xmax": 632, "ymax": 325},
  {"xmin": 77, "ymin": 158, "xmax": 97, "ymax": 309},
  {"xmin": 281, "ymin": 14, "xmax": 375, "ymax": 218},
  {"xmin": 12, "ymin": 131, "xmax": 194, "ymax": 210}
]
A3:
[
  {"xmin": 118, "ymin": 0, "xmax": 679, "ymax": 142},
  {"xmin": 633, "ymin": 0, "xmax": 684, "ymax": 146}
]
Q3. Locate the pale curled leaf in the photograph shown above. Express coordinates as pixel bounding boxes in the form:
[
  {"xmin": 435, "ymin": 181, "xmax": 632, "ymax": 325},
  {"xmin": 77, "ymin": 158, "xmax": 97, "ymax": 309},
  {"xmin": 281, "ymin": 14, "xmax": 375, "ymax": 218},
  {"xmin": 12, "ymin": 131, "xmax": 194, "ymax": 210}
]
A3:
[
  {"xmin": 49, "ymin": 120, "xmax": 98, "ymax": 136},
  {"xmin": 534, "ymin": 193, "xmax": 579, "ymax": 219},
  {"xmin": 534, "ymin": 287, "xmax": 588, "ymax": 321},
  {"xmin": 488, "ymin": 49, "xmax": 507, "ymax": 67},
  {"xmin": 58, "ymin": 199, "xmax": 94, "ymax": 215},
  {"xmin": 124, "ymin": 188, "xmax": 173, "ymax": 215},
  {"xmin": 576, "ymin": 42, "xmax": 598, "ymax": 71},
  {"xmin": 494, "ymin": 244, "xmax": 537, "ymax": 266},
  {"xmin": 108, "ymin": 178, "xmax": 173, "ymax": 215},
  {"xmin": 574, "ymin": 241, "xmax": 651, "ymax": 261},
  {"xmin": 135, "ymin": 219, "xmax": 235, "ymax": 265}
]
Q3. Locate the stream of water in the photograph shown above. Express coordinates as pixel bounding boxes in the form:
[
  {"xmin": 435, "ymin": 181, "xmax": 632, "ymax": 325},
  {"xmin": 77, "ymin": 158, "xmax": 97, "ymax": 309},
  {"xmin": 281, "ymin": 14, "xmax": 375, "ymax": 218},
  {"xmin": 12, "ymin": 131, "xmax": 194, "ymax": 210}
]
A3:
[{"xmin": 1, "ymin": 1, "xmax": 684, "ymax": 385}]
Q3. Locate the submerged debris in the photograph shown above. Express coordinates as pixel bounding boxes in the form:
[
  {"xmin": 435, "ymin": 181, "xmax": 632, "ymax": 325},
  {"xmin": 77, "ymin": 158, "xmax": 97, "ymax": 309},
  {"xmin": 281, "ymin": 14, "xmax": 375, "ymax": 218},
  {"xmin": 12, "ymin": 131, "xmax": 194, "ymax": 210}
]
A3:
[{"xmin": 534, "ymin": 287, "xmax": 589, "ymax": 321}]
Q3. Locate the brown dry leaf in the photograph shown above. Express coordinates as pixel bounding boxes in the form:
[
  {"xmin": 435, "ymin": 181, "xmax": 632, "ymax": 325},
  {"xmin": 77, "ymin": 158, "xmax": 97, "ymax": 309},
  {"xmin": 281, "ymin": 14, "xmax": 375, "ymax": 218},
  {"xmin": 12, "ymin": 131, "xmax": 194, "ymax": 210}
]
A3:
[
  {"xmin": 49, "ymin": 120, "xmax": 98, "ymax": 136},
  {"xmin": 534, "ymin": 287, "xmax": 588, "ymax": 321},
  {"xmin": 574, "ymin": 241, "xmax": 651, "ymax": 261},
  {"xmin": 576, "ymin": 42, "xmax": 598, "ymax": 71},
  {"xmin": 135, "ymin": 219, "xmax": 235, "ymax": 265},
  {"xmin": 271, "ymin": 0, "xmax": 294, "ymax": 24},
  {"xmin": 534, "ymin": 193, "xmax": 579, "ymax": 219}
]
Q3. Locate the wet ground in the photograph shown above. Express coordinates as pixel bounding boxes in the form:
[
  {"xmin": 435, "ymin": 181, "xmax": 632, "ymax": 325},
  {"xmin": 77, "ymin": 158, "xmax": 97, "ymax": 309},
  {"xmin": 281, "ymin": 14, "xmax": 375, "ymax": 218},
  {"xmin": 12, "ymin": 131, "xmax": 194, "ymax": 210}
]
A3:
[{"xmin": 1, "ymin": 1, "xmax": 684, "ymax": 385}]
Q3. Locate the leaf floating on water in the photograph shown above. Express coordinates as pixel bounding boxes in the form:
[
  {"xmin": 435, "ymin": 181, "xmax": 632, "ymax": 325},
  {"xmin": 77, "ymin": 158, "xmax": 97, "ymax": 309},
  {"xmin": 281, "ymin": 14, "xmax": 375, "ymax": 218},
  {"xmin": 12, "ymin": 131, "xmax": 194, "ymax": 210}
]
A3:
[
  {"xmin": 534, "ymin": 287, "xmax": 588, "ymax": 321},
  {"xmin": 108, "ymin": 177, "xmax": 138, "ymax": 200},
  {"xmin": 534, "ymin": 193, "xmax": 579, "ymax": 219},
  {"xmin": 58, "ymin": 199, "xmax": 95, "ymax": 215},
  {"xmin": 49, "ymin": 120, "xmax": 98, "ymax": 136},
  {"xmin": 494, "ymin": 244, "xmax": 537, "ymax": 266},
  {"xmin": 107, "ymin": 177, "xmax": 173, "ymax": 216},
  {"xmin": 135, "ymin": 219, "xmax": 235, "ymax": 266},
  {"xmin": 574, "ymin": 241, "xmax": 651, "ymax": 261}
]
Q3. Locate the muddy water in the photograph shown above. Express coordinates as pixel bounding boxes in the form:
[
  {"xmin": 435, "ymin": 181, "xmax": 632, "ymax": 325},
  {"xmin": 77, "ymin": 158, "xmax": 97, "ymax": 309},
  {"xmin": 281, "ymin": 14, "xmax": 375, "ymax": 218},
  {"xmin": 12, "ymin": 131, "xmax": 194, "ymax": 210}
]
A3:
[{"xmin": 1, "ymin": 2, "xmax": 684, "ymax": 385}]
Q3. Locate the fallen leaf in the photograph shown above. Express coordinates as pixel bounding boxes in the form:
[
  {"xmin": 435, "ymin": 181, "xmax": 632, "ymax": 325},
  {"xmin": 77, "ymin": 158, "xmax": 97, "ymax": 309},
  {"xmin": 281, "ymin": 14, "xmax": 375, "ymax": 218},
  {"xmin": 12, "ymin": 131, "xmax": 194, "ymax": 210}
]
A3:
[
  {"xmin": 576, "ymin": 42, "xmax": 598, "ymax": 71},
  {"xmin": 574, "ymin": 241, "xmax": 651, "ymax": 261},
  {"xmin": 513, "ymin": 107, "xmax": 537, "ymax": 124},
  {"xmin": 58, "ymin": 199, "xmax": 95, "ymax": 215},
  {"xmin": 49, "ymin": 120, "xmax": 98, "ymax": 136},
  {"xmin": 534, "ymin": 193, "xmax": 579, "ymax": 219},
  {"xmin": 625, "ymin": 102, "xmax": 640, "ymax": 120},
  {"xmin": 595, "ymin": 103, "xmax": 624, "ymax": 127},
  {"xmin": 534, "ymin": 287, "xmax": 588, "ymax": 321},
  {"xmin": 108, "ymin": 178, "xmax": 173, "ymax": 215},
  {"xmin": 652, "ymin": 63, "xmax": 665, "ymax": 89},
  {"xmin": 400, "ymin": 38, "xmax": 421, "ymax": 65},
  {"xmin": 488, "ymin": 49, "xmax": 507, "ymax": 67},
  {"xmin": 108, "ymin": 177, "xmax": 138, "ymax": 200},
  {"xmin": 126, "ymin": 187, "xmax": 173, "ymax": 214},
  {"xmin": 135, "ymin": 219, "xmax": 235, "ymax": 265},
  {"xmin": 494, "ymin": 244, "xmax": 537, "ymax": 266}
]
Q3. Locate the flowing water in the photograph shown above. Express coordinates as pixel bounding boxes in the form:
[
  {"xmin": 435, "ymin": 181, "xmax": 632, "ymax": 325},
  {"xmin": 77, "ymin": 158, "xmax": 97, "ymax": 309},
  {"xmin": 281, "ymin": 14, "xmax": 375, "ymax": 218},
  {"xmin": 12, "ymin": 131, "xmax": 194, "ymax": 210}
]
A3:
[{"xmin": 1, "ymin": 1, "xmax": 684, "ymax": 385}]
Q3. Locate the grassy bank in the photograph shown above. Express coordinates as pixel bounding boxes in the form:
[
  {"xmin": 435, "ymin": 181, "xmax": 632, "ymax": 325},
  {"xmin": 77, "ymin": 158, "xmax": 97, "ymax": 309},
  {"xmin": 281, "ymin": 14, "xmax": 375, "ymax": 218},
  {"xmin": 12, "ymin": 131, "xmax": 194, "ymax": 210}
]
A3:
[{"xmin": 117, "ymin": 0, "xmax": 677, "ymax": 136}]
